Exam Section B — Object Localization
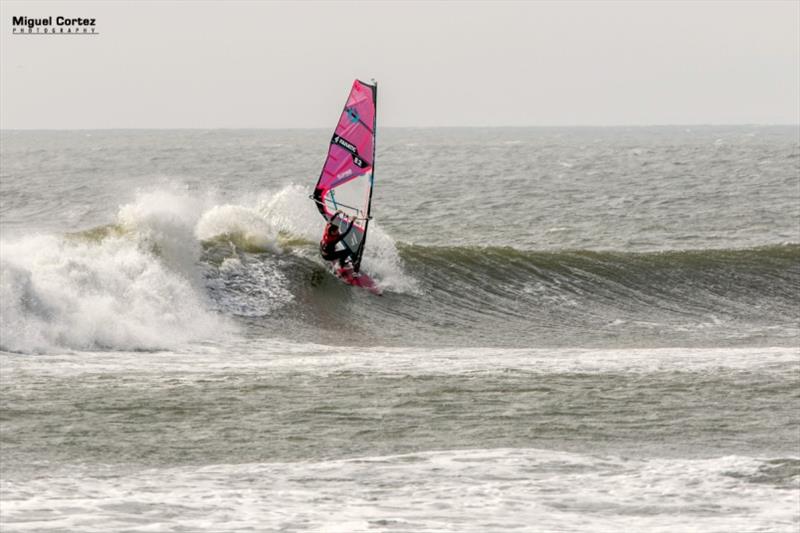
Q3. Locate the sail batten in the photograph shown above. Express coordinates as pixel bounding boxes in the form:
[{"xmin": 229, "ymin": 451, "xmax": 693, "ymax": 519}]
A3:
[{"xmin": 313, "ymin": 79, "xmax": 377, "ymax": 272}]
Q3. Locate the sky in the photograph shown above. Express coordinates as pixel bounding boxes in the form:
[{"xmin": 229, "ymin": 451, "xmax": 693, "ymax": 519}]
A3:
[{"xmin": 0, "ymin": 0, "xmax": 798, "ymax": 129}]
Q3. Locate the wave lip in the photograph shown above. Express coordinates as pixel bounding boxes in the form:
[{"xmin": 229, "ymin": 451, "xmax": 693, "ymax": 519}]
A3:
[
  {"xmin": 400, "ymin": 242, "xmax": 800, "ymax": 284},
  {"xmin": 394, "ymin": 243, "xmax": 800, "ymax": 343}
]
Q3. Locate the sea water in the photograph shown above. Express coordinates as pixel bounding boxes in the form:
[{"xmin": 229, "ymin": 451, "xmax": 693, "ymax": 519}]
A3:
[{"xmin": 1, "ymin": 127, "xmax": 798, "ymax": 531}]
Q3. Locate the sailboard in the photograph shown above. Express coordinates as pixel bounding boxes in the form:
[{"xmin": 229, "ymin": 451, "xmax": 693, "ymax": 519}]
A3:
[{"xmin": 312, "ymin": 79, "xmax": 380, "ymax": 294}]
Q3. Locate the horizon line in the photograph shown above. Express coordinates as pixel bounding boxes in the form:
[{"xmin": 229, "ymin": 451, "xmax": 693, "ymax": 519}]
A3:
[{"xmin": 1, "ymin": 123, "xmax": 799, "ymax": 132}]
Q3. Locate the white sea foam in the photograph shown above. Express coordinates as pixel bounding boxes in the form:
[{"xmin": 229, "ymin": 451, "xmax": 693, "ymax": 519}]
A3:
[
  {"xmin": 0, "ymin": 187, "xmax": 234, "ymax": 353},
  {"xmin": 1, "ymin": 448, "xmax": 796, "ymax": 532},
  {"xmin": 3, "ymin": 344, "xmax": 796, "ymax": 379},
  {"xmin": 206, "ymin": 255, "xmax": 294, "ymax": 316},
  {"xmin": 195, "ymin": 204, "xmax": 279, "ymax": 252},
  {"xmin": 117, "ymin": 187, "xmax": 209, "ymax": 280},
  {"xmin": 257, "ymin": 183, "xmax": 321, "ymax": 239},
  {"xmin": 0, "ymin": 234, "xmax": 228, "ymax": 354},
  {"xmin": 288, "ymin": 344, "xmax": 800, "ymax": 376}
]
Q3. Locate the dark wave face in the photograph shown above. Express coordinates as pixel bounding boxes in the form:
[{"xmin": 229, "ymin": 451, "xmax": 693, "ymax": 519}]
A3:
[{"xmin": 203, "ymin": 242, "xmax": 800, "ymax": 349}]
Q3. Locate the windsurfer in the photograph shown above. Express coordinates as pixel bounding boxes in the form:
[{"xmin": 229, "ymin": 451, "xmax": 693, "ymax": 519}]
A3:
[{"xmin": 320, "ymin": 211, "xmax": 356, "ymax": 267}]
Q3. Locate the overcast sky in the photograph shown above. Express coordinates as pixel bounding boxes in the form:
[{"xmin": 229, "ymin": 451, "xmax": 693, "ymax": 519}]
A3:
[{"xmin": 1, "ymin": 1, "xmax": 798, "ymax": 128}]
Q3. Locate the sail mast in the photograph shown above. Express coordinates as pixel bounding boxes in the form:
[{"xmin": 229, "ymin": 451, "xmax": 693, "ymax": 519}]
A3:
[{"xmin": 355, "ymin": 80, "xmax": 377, "ymax": 272}]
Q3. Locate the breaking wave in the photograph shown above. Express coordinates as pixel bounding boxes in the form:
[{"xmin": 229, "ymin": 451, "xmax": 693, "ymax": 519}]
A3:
[{"xmin": 1, "ymin": 183, "xmax": 797, "ymax": 354}]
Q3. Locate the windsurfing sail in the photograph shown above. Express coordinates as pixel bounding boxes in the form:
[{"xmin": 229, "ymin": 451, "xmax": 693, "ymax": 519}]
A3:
[{"xmin": 312, "ymin": 79, "xmax": 377, "ymax": 272}]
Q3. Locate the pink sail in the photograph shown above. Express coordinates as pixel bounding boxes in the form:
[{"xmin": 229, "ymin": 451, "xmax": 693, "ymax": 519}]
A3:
[{"xmin": 312, "ymin": 79, "xmax": 377, "ymax": 271}]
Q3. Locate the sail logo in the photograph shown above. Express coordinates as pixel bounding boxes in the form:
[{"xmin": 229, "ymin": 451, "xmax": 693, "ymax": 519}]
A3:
[
  {"xmin": 332, "ymin": 134, "xmax": 368, "ymax": 169},
  {"xmin": 345, "ymin": 107, "xmax": 360, "ymax": 123},
  {"xmin": 11, "ymin": 16, "xmax": 98, "ymax": 35},
  {"xmin": 332, "ymin": 134, "xmax": 357, "ymax": 154}
]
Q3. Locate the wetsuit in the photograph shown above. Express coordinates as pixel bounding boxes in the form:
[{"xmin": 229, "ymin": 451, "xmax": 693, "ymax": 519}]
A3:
[{"xmin": 320, "ymin": 216, "xmax": 356, "ymax": 267}]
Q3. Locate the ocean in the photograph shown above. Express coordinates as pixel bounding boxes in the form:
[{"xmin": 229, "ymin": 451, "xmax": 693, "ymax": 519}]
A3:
[{"xmin": 1, "ymin": 126, "xmax": 798, "ymax": 532}]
